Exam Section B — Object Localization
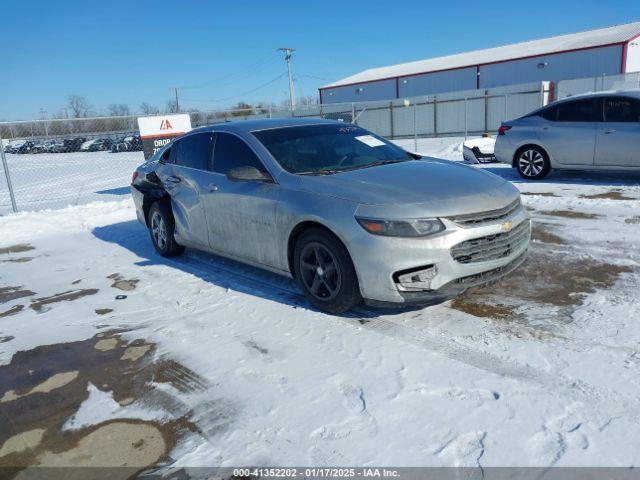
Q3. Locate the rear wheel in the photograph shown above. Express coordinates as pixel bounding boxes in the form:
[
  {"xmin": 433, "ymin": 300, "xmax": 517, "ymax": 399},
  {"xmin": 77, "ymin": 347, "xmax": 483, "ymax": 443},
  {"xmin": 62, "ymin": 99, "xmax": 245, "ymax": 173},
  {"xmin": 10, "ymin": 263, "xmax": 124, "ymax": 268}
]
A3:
[
  {"xmin": 293, "ymin": 228, "xmax": 361, "ymax": 314},
  {"xmin": 516, "ymin": 146, "xmax": 550, "ymax": 180},
  {"xmin": 148, "ymin": 202, "xmax": 185, "ymax": 257}
]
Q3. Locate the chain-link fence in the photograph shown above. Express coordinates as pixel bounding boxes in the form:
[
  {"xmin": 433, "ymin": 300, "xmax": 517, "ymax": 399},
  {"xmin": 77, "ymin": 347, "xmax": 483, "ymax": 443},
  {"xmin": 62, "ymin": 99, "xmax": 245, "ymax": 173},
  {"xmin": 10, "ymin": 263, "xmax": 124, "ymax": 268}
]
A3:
[{"xmin": 6, "ymin": 69, "xmax": 633, "ymax": 215}]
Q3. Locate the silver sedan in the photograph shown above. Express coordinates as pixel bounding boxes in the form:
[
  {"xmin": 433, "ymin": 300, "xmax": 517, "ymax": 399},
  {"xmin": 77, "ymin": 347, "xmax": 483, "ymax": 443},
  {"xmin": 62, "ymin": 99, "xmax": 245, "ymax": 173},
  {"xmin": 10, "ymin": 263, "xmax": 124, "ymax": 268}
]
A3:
[
  {"xmin": 495, "ymin": 90, "xmax": 640, "ymax": 179},
  {"xmin": 132, "ymin": 119, "xmax": 530, "ymax": 313}
]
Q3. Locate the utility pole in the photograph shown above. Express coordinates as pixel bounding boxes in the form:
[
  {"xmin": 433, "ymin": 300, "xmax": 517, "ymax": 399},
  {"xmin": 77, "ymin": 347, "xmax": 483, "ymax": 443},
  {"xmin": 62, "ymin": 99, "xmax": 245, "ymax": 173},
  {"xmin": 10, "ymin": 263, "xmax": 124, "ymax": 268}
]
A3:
[
  {"xmin": 172, "ymin": 87, "xmax": 180, "ymax": 113},
  {"xmin": 278, "ymin": 48, "xmax": 296, "ymax": 112}
]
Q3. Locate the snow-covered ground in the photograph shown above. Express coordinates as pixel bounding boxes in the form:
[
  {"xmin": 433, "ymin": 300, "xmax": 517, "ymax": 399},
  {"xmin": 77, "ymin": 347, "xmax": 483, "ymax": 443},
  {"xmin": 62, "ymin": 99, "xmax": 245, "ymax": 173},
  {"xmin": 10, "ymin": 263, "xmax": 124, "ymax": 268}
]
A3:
[
  {"xmin": 0, "ymin": 151, "xmax": 143, "ymax": 215},
  {"xmin": 1, "ymin": 138, "xmax": 640, "ymax": 470}
]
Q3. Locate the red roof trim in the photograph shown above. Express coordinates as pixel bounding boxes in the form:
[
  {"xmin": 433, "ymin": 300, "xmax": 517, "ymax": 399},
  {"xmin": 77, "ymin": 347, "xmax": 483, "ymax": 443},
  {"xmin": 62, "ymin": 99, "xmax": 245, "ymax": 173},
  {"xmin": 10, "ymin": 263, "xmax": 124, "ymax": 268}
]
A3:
[{"xmin": 320, "ymin": 42, "xmax": 627, "ymax": 91}]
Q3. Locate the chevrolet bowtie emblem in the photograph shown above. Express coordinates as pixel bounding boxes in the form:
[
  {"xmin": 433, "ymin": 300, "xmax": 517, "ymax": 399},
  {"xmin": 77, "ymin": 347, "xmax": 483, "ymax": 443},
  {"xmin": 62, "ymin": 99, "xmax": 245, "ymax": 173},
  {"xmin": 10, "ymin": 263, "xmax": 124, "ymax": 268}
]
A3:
[{"xmin": 501, "ymin": 221, "xmax": 513, "ymax": 232}]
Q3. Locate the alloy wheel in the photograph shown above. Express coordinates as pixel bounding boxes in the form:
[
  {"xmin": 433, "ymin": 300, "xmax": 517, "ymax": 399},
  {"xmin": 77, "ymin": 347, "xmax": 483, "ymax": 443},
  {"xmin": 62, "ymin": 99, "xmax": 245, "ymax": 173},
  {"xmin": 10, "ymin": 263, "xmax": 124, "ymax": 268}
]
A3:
[
  {"xmin": 151, "ymin": 212, "xmax": 168, "ymax": 250},
  {"xmin": 518, "ymin": 149, "xmax": 545, "ymax": 177},
  {"xmin": 299, "ymin": 242, "xmax": 342, "ymax": 301}
]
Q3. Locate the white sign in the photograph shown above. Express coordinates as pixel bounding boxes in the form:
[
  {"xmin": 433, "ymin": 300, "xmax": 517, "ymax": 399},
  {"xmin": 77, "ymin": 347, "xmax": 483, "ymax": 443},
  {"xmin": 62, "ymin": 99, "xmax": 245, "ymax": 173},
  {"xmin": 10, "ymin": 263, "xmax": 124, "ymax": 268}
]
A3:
[
  {"xmin": 137, "ymin": 114, "xmax": 192, "ymax": 159},
  {"xmin": 355, "ymin": 135, "xmax": 386, "ymax": 147}
]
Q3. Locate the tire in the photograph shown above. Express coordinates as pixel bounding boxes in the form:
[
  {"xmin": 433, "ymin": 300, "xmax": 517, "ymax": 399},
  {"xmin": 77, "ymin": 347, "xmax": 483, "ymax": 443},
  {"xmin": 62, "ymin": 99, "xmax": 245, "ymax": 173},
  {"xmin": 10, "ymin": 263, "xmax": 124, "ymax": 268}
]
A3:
[
  {"xmin": 293, "ymin": 228, "xmax": 362, "ymax": 314},
  {"xmin": 515, "ymin": 146, "xmax": 550, "ymax": 180},
  {"xmin": 148, "ymin": 202, "xmax": 185, "ymax": 257}
]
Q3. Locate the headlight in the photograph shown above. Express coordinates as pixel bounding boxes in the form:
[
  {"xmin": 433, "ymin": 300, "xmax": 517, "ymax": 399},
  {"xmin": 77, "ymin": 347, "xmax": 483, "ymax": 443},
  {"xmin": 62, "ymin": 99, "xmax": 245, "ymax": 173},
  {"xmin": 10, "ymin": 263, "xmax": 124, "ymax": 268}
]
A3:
[{"xmin": 355, "ymin": 216, "xmax": 445, "ymax": 237}]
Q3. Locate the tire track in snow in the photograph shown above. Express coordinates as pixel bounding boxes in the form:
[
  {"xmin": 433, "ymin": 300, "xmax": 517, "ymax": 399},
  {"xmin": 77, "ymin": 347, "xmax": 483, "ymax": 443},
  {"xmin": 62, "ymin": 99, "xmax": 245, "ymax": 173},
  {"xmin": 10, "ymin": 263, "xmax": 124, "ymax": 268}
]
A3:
[{"xmin": 166, "ymin": 252, "xmax": 640, "ymax": 422}]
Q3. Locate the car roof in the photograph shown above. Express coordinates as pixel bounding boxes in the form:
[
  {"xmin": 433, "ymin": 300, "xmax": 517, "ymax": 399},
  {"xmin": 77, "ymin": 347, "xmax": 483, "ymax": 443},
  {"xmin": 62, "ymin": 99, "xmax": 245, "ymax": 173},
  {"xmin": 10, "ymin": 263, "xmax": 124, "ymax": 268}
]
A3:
[
  {"xmin": 552, "ymin": 88, "xmax": 640, "ymax": 104},
  {"xmin": 188, "ymin": 117, "xmax": 344, "ymax": 135}
]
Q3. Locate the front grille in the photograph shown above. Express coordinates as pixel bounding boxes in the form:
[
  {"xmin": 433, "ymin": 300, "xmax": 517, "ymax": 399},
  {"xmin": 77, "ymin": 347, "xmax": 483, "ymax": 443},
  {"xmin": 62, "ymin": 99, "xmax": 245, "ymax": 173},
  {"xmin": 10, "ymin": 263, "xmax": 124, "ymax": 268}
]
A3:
[
  {"xmin": 448, "ymin": 199, "xmax": 522, "ymax": 226},
  {"xmin": 451, "ymin": 220, "xmax": 530, "ymax": 264},
  {"xmin": 454, "ymin": 250, "xmax": 528, "ymax": 286}
]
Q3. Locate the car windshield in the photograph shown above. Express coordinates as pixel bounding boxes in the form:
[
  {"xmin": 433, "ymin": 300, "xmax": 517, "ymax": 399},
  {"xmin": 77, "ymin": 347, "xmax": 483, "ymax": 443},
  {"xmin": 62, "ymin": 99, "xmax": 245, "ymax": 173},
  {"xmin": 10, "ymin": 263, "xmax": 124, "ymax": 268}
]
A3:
[{"xmin": 252, "ymin": 124, "xmax": 413, "ymax": 174}]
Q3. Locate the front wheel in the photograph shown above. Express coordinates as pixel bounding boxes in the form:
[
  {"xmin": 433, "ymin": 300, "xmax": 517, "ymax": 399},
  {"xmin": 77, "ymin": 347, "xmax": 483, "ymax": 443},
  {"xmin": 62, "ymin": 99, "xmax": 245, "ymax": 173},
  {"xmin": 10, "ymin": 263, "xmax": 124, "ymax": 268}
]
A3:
[
  {"xmin": 293, "ymin": 228, "xmax": 361, "ymax": 314},
  {"xmin": 148, "ymin": 202, "xmax": 185, "ymax": 257},
  {"xmin": 516, "ymin": 147, "xmax": 550, "ymax": 180}
]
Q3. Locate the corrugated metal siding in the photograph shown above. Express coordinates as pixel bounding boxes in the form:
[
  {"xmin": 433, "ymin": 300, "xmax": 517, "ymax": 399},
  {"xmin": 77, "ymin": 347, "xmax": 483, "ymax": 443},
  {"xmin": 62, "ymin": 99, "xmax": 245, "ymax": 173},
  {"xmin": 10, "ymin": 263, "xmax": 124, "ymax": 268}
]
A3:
[
  {"xmin": 321, "ymin": 79, "xmax": 396, "ymax": 104},
  {"xmin": 398, "ymin": 67, "xmax": 477, "ymax": 97},
  {"xmin": 479, "ymin": 45, "xmax": 623, "ymax": 88},
  {"xmin": 323, "ymin": 22, "xmax": 640, "ymax": 88}
]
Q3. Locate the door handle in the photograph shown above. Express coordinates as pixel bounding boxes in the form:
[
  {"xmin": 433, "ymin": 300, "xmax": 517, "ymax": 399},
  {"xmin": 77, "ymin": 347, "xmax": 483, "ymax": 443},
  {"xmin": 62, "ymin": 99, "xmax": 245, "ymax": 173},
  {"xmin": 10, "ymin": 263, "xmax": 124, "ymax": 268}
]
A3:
[
  {"xmin": 207, "ymin": 184, "xmax": 218, "ymax": 192},
  {"xmin": 603, "ymin": 129, "xmax": 615, "ymax": 134},
  {"xmin": 542, "ymin": 126, "xmax": 550, "ymax": 131},
  {"xmin": 165, "ymin": 176, "xmax": 181, "ymax": 184}
]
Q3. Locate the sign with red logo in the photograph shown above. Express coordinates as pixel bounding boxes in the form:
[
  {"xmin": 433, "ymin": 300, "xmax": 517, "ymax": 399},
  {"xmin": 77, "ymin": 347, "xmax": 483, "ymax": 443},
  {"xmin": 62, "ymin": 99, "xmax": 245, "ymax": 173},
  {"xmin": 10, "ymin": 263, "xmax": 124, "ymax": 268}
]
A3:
[{"xmin": 137, "ymin": 114, "xmax": 192, "ymax": 159}]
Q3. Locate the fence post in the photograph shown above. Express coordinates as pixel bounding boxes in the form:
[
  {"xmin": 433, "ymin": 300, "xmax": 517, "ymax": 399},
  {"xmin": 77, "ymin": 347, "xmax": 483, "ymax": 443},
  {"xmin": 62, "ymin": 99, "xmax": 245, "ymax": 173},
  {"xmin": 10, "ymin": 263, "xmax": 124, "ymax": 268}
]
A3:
[
  {"xmin": 504, "ymin": 93, "xmax": 508, "ymax": 121},
  {"xmin": 389, "ymin": 101, "xmax": 395, "ymax": 138},
  {"xmin": 413, "ymin": 98, "xmax": 418, "ymax": 152},
  {"xmin": 0, "ymin": 133, "xmax": 18, "ymax": 213},
  {"xmin": 433, "ymin": 96, "xmax": 438, "ymax": 137},
  {"xmin": 464, "ymin": 97, "xmax": 468, "ymax": 141},
  {"xmin": 351, "ymin": 103, "xmax": 356, "ymax": 124},
  {"xmin": 484, "ymin": 90, "xmax": 489, "ymax": 134}
]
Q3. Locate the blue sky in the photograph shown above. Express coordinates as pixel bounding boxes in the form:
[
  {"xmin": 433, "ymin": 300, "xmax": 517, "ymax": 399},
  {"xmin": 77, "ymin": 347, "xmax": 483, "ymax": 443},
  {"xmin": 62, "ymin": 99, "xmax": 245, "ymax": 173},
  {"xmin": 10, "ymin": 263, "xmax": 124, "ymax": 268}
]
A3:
[{"xmin": 1, "ymin": 0, "xmax": 639, "ymax": 120}]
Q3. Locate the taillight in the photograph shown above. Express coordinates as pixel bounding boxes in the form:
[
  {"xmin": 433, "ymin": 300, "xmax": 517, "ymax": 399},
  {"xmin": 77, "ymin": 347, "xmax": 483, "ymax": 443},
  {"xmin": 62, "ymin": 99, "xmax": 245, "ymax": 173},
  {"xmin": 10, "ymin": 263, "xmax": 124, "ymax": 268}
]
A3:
[
  {"xmin": 131, "ymin": 171, "xmax": 139, "ymax": 183},
  {"xmin": 498, "ymin": 125, "xmax": 512, "ymax": 135}
]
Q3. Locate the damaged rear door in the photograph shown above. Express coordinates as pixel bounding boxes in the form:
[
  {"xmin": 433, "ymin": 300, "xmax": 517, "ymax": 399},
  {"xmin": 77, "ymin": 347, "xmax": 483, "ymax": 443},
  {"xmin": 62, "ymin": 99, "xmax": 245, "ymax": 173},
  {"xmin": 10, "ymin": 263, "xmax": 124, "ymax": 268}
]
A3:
[{"xmin": 155, "ymin": 133, "xmax": 214, "ymax": 249}]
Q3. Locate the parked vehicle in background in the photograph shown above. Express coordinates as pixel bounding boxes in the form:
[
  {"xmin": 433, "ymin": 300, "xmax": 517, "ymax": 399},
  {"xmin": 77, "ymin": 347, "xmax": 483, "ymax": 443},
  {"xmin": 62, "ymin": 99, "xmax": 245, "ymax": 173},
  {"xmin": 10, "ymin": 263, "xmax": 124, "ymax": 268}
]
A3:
[
  {"xmin": 4, "ymin": 140, "xmax": 29, "ymax": 154},
  {"xmin": 111, "ymin": 135, "xmax": 142, "ymax": 153},
  {"xmin": 13, "ymin": 140, "xmax": 37, "ymax": 154},
  {"xmin": 63, "ymin": 137, "xmax": 86, "ymax": 152},
  {"xmin": 495, "ymin": 90, "xmax": 640, "ymax": 179},
  {"xmin": 31, "ymin": 140, "xmax": 60, "ymax": 154},
  {"xmin": 88, "ymin": 138, "xmax": 114, "ymax": 152},
  {"xmin": 132, "ymin": 119, "xmax": 530, "ymax": 313}
]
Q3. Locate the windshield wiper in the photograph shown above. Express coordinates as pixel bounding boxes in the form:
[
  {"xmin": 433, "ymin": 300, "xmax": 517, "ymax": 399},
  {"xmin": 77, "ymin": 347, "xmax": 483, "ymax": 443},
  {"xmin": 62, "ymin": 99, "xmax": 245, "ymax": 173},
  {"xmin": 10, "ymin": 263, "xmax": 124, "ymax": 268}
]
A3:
[{"xmin": 297, "ymin": 169, "xmax": 342, "ymax": 176}]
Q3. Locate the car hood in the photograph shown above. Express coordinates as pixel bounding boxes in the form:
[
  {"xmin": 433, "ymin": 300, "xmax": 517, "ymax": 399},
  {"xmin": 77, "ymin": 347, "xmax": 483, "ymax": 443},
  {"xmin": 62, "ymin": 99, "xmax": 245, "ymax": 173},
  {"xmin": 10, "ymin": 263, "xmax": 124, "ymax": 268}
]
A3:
[{"xmin": 292, "ymin": 159, "xmax": 519, "ymax": 216}]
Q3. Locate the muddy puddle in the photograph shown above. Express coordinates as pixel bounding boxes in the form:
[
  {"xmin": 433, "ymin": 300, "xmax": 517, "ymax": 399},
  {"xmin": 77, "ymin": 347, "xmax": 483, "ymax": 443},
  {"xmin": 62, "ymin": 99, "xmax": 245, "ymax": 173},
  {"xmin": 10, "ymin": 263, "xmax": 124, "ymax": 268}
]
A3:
[
  {"xmin": 0, "ymin": 245, "xmax": 34, "ymax": 255},
  {"xmin": 540, "ymin": 210, "xmax": 600, "ymax": 220},
  {"xmin": 107, "ymin": 274, "xmax": 139, "ymax": 292},
  {"xmin": 580, "ymin": 191, "xmax": 635, "ymax": 201},
  {"xmin": 0, "ymin": 332, "xmax": 207, "ymax": 474},
  {"xmin": 452, "ymin": 242, "xmax": 633, "ymax": 337},
  {"xmin": 520, "ymin": 192, "xmax": 558, "ymax": 197},
  {"xmin": 530, "ymin": 223, "xmax": 567, "ymax": 245},
  {"xmin": 30, "ymin": 289, "xmax": 99, "ymax": 313},
  {"xmin": 0, "ymin": 287, "xmax": 35, "ymax": 304}
]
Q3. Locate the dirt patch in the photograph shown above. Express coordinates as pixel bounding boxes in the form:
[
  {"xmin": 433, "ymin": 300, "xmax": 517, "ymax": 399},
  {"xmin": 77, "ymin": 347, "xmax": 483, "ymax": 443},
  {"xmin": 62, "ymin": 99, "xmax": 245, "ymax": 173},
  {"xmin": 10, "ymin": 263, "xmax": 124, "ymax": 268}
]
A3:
[
  {"xmin": 520, "ymin": 192, "xmax": 559, "ymax": 197},
  {"xmin": 30, "ymin": 289, "xmax": 98, "ymax": 313},
  {"xmin": 0, "ymin": 287, "xmax": 35, "ymax": 304},
  {"xmin": 107, "ymin": 274, "xmax": 139, "ymax": 292},
  {"xmin": 0, "ymin": 244, "xmax": 34, "ymax": 255},
  {"xmin": 0, "ymin": 336, "xmax": 14, "ymax": 343},
  {"xmin": 152, "ymin": 360, "xmax": 208, "ymax": 394},
  {"xmin": 625, "ymin": 216, "xmax": 640, "ymax": 225},
  {"xmin": 1, "ymin": 257, "xmax": 33, "ymax": 264},
  {"xmin": 95, "ymin": 308, "xmax": 113, "ymax": 316},
  {"xmin": 540, "ymin": 210, "xmax": 601, "ymax": 220},
  {"xmin": 531, "ymin": 223, "xmax": 567, "ymax": 245},
  {"xmin": 0, "ymin": 333, "xmax": 202, "ymax": 471},
  {"xmin": 244, "ymin": 340, "xmax": 269, "ymax": 355},
  {"xmin": 121, "ymin": 345, "xmax": 152, "ymax": 362},
  {"xmin": 451, "ymin": 245, "xmax": 633, "ymax": 336},
  {"xmin": 0, "ymin": 305, "xmax": 25, "ymax": 318},
  {"xmin": 450, "ymin": 298, "xmax": 516, "ymax": 320},
  {"xmin": 580, "ymin": 191, "xmax": 634, "ymax": 201}
]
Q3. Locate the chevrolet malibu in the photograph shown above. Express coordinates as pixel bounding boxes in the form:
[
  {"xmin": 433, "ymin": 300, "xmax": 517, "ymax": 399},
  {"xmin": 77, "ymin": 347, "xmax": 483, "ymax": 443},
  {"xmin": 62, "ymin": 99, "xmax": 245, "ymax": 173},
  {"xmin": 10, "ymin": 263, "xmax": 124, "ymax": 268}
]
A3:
[{"xmin": 132, "ymin": 119, "xmax": 530, "ymax": 313}]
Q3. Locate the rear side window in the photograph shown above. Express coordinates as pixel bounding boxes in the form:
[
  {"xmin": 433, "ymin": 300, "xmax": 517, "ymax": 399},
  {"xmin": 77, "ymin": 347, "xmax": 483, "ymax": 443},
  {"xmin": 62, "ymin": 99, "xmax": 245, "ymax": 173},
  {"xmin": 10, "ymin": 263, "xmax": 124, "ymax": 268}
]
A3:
[
  {"xmin": 557, "ymin": 99, "xmax": 600, "ymax": 122},
  {"xmin": 175, "ymin": 133, "xmax": 213, "ymax": 170},
  {"xmin": 540, "ymin": 106, "xmax": 558, "ymax": 121},
  {"xmin": 213, "ymin": 133, "xmax": 266, "ymax": 175},
  {"xmin": 604, "ymin": 96, "xmax": 640, "ymax": 122}
]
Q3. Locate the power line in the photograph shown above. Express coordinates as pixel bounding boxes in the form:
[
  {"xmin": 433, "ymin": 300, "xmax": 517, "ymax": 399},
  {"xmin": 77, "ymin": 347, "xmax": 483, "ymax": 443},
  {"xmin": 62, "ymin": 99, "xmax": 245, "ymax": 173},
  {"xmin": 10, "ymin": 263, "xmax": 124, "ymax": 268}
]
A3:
[
  {"xmin": 180, "ymin": 53, "xmax": 279, "ymax": 91},
  {"xmin": 181, "ymin": 72, "xmax": 287, "ymax": 104}
]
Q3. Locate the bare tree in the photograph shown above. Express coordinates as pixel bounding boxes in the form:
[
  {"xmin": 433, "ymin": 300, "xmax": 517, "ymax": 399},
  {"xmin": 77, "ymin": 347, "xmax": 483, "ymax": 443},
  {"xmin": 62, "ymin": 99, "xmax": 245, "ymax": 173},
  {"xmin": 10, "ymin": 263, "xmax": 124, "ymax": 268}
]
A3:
[
  {"xmin": 298, "ymin": 95, "xmax": 319, "ymax": 107},
  {"xmin": 139, "ymin": 102, "xmax": 160, "ymax": 115},
  {"xmin": 165, "ymin": 100, "xmax": 179, "ymax": 113},
  {"xmin": 230, "ymin": 102, "xmax": 253, "ymax": 117},
  {"xmin": 67, "ymin": 95, "xmax": 90, "ymax": 118},
  {"xmin": 107, "ymin": 104, "xmax": 131, "ymax": 116}
]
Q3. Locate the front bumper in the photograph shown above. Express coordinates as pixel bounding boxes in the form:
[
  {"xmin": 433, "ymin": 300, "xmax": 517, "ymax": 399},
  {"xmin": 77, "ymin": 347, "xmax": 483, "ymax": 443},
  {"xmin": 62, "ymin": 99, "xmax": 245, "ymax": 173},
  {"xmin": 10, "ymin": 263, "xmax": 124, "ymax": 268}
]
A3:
[{"xmin": 348, "ymin": 207, "xmax": 531, "ymax": 305}]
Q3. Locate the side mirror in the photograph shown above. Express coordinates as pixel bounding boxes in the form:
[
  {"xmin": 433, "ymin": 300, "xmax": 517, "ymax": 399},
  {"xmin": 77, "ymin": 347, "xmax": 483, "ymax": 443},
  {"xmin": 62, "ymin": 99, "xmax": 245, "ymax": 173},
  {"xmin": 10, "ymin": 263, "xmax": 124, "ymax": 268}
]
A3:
[{"xmin": 227, "ymin": 166, "xmax": 272, "ymax": 182}]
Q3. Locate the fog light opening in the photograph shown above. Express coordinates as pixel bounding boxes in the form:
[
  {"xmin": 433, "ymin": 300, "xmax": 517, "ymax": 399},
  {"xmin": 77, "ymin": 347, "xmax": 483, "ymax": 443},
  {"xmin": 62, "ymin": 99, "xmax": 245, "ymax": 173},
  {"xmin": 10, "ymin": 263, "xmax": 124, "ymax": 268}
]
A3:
[{"xmin": 394, "ymin": 265, "xmax": 438, "ymax": 291}]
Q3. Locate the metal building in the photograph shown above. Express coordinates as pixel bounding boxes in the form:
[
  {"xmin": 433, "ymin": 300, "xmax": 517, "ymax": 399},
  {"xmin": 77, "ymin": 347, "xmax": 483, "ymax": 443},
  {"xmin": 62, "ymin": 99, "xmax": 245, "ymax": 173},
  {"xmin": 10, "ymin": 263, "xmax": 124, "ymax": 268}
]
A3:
[{"xmin": 319, "ymin": 21, "xmax": 640, "ymax": 104}]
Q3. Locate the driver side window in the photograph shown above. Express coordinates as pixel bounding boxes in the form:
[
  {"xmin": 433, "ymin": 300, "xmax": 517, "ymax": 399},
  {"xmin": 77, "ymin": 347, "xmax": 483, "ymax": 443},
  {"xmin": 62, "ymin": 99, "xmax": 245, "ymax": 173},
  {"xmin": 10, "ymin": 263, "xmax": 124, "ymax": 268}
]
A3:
[{"xmin": 213, "ymin": 133, "xmax": 267, "ymax": 175}]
